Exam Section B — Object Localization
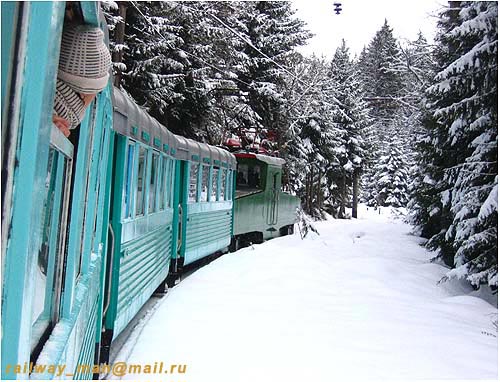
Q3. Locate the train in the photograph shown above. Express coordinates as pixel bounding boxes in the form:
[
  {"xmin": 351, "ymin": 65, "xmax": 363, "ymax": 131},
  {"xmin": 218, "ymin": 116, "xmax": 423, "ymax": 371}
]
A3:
[{"xmin": 1, "ymin": 2, "xmax": 300, "ymax": 380}]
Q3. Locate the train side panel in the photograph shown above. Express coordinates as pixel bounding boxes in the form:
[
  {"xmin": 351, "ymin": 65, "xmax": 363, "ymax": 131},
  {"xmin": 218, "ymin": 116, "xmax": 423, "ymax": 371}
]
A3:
[
  {"xmin": 1, "ymin": 4, "xmax": 65, "ymax": 377},
  {"xmin": 233, "ymin": 157, "xmax": 300, "ymax": 241},
  {"xmin": 1, "ymin": 3, "xmax": 115, "ymax": 379},
  {"xmin": 174, "ymin": 137, "xmax": 236, "ymax": 267},
  {"xmin": 104, "ymin": 90, "xmax": 177, "ymax": 343},
  {"xmin": 182, "ymin": 163, "xmax": 234, "ymax": 265}
]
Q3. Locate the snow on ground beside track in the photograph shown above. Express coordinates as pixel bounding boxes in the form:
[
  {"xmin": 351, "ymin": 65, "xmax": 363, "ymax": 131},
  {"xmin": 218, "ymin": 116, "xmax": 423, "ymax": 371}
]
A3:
[{"xmin": 116, "ymin": 206, "xmax": 498, "ymax": 381}]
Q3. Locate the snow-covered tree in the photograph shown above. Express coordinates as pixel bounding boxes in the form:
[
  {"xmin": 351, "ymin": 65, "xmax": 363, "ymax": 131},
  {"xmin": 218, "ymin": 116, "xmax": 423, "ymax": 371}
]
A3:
[
  {"xmin": 412, "ymin": 1, "xmax": 498, "ymax": 289},
  {"xmin": 358, "ymin": 20, "xmax": 411, "ymax": 207},
  {"xmin": 236, "ymin": 1, "xmax": 312, "ymax": 147},
  {"xmin": 285, "ymin": 56, "xmax": 341, "ymax": 219},
  {"xmin": 109, "ymin": 2, "xmax": 250, "ymax": 142},
  {"xmin": 370, "ymin": 141, "xmax": 410, "ymax": 207},
  {"xmin": 328, "ymin": 40, "xmax": 373, "ymax": 218},
  {"xmin": 359, "ymin": 19, "xmax": 404, "ymax": 119}
]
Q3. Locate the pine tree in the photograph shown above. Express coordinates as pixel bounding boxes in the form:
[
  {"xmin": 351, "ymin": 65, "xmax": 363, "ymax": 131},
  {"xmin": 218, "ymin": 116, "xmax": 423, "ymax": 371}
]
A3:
[
  {"xmin": 328, "ymin": 40, "xmax": 373, "ymax": 218},
  {"xmin": 285, "ymin": 56, "xmax": 341, "ymax": 219},
  {"xmin": 413, "ymin": 1, "xmax": 498, "ymax": 288},
  {"xmin": 236, "ymin": 1, "xmax": 312, "ymax": 149},
  {"xmin": 359, "ymin": 19, "xmax": 404, "ymax": 118},
  {"xmin": 358, "ymin": 20, "xmax": 409, "ymax": 207},
  {"xmin": 110, "ymin": 2, "xmax": 249, "ymax": 142},
  {"xmin": 371, "ymin": 141, "xmax": 410, "ymax": 207}
]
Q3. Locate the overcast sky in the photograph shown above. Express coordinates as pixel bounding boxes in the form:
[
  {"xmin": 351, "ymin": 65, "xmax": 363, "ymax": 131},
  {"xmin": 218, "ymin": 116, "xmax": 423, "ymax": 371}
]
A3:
[{"xmin": 291, "ymin": 0, "xmax": 448, "ymax": 59}]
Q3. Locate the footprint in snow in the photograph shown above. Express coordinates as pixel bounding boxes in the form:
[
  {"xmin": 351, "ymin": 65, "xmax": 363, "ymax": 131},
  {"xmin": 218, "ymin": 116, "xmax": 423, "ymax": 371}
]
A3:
[{"xmin": 351, "ymin": 231, "xmax": 366, "ymax": 243}]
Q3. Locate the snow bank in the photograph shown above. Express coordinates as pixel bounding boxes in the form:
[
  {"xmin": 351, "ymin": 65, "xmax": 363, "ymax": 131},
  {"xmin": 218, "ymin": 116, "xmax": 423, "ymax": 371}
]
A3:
[{"xmin": 117, "ymin": 206, "xmax": 497, "ymax": 381}]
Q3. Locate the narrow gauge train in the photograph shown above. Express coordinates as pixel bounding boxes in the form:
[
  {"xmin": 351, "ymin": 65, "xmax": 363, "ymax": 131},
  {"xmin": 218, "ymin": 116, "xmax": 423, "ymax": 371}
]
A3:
[{"xmin": 1, "ymin": 2, "xmax": 300, "ymax": 380}]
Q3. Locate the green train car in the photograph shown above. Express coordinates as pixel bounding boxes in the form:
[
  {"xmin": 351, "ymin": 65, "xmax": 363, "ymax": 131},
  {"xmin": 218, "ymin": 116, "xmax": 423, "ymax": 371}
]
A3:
[{"xmin": 232, "ymin": 153, "xmax": 300, "ymax": 249}]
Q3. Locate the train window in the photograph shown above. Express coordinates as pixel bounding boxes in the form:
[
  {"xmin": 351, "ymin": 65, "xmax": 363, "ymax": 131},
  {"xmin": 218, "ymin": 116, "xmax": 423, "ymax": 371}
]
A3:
[
  {"xmin": 168, "ymin": 158, "xmax": 175, "ymax": 208},
  {"xmin": 31, "ymin": 149, "xmax": 57, "ymax": 351},
  {"xmin": 228, "ymin": 170, "xmax": 233, "ymax": 200},
  {"xmin": 211, "ymin": 168, "xmax": 219, "ymax": 201},
  {"xmin": 236, "ymin": 164, "xmax": 261, "ymax": 190},
  {"xmin": 220, "ymin": 169, "xmax": 226, "ymax": 201},
  {"xmin": 162, "ymin": 158, "xmax": 169, "ymax": 208},
  {"xmin": 236, "ymin": 164, "xmax": 248, "ymax": 186},
  {"xmin": 31, "ymin": 145, "xmax": 71, "ymax": 360},
  {"xmin": 201, "ymin": 165, "xmax": 210, "ymax": 202},
  {"xmin": 76, "ymin": 103, "xmax": 97, "ymax": 277},
  {"xmin": 136, "ymin": 146, "xmax": 148, "ymax": 216},
  {"xmin": 158, "ymin": 157, "xmax": 165, "ymax": 211},
  {"xmin": 149, "ymin": 152, "xmax": 159, "ymax": 213},
  {"xmin": 164, "ymin": 158, "xmax": 174, "ymax": 207},
  {"xmin": 123, "ymin": 142, "xmax": 135, "ymax": 219},
  {"xmin": 188, "ymin": 162, "xmax": 199, "ymax": 203}
]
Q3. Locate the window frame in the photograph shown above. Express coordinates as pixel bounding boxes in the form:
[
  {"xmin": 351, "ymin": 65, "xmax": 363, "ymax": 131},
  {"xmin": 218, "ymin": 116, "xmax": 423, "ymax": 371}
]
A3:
[
  {"xmin": 122, "ymin": 140, "xmax": 136, "ymax": 220},
  {"xmin": 188, "ymin": 161, "xmax": 200, "ymax": 204},
  {"xmin": 220, "ymin": 168, "xmax": 227, "ymax": 201},
  {"xmin": 200, "ymin": 164, "xmax": 210, "ymax": 203},
  {"xmin": 167, "ymin": 157, "xmax": 175, "ymax": 208},
  {"xmin": 31, "ymin": 126, "xmax": 74, "ymax": 361},
  {"xmin": 228, "ymin": 170, "xmax": 234, "ymax": 200},
  {"xmin": 135, "ymin": 145, "xmax": 148, "ymax": 217},
  {"xmin": 211, "ymin": 167, "xmax": 220, "ymax": 202},
  {"xmin": 148, "ymin": 150, "xmax": 160, "ymax": 214}
]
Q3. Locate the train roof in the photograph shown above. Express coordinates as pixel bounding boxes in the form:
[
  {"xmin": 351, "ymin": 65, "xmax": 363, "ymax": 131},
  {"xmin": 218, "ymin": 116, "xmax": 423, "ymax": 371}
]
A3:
[
  {"xmin": 112, "ymin": 87, "xmax": 236, "ymax": 169},
  {"xmin": 234, "ymin": 152, "xmax": 286, "ymax": 167}
]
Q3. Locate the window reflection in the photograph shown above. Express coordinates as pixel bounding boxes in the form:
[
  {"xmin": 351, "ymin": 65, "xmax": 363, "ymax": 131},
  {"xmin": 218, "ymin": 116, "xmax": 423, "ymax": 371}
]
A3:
[
  {"xmin": 149, "ymin": 152, "xmax": 159, "ymax": 213},
  {"xmin": 201, "ymin": 166, "xmax": 209, "ymax": 202},
  {"xmin": 136, "ymin": 147, "xmax": 147, "ymax": 215},
  {"xmin": 211, "ymin": 168, "xmax": 219, "ymax": 201},
  {"xmin": 236, "ymin": 164, "xmax": 261, "ymax": 190},
  {"xmin": 188, "ymin": 163, "xmax": 198, "ymax": 203},
  {"xmin": 220, "ymin": 169, "xmax": 226, "ymax": 200}
]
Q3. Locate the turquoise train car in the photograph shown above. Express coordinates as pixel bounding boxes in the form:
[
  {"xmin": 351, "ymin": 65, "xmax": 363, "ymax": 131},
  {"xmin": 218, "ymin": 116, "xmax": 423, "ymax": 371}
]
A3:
[
  {"xmin": 1, "ymin": 1, "xmax": 294, "ymax": 380},
  {"xmin": 2, "ymin": 2, "xmax": 114, "ymax": 379},
  {"xmin": 100, "ymin": 89, "xmax": 237, "ymax": 360},
  {"xmin": 174, "ymin": 135, "xmax": 236, "ymax": 268},
  {"xmin": 99, "ymin": 88, "xmax": 180, "ymax": 359}
]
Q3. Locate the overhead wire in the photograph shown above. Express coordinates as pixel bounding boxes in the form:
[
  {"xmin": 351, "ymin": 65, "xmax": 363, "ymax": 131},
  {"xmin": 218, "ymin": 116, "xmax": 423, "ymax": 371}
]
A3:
[
  {"xmin": 128, "ymin": 1, "xmax": 348, "ymax": 128},
  {"xmin": 129, "ymin": 1, "xmax": 253, "ymax": 89}
]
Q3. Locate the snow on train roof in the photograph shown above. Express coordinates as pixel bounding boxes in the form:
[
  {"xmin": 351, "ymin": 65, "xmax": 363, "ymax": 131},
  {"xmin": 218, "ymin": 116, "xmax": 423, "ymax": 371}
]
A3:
[
  {"xmin": 175, "ymin": 135, "xmax": 236, "ymax": 170},
  {"xmin": 112, "ymin": 87, "xmax": 236, "ymax": 169},
  {"xmin": 234, "ymin": 152, "xmax": 286, "ymax": 167}
]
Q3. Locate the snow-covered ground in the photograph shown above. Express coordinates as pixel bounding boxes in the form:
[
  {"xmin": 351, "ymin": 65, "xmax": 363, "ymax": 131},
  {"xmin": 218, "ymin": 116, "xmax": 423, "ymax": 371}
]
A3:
[{"xmin": 113, "ymin": 206, "xmax": 498, "ymax": 381}]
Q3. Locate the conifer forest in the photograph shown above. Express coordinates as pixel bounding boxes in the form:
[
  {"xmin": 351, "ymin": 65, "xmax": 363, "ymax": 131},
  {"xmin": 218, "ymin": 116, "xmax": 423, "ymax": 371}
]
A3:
[{"xmin": 104, "ymin": 2, "xmax": 497, "ymax": 291}]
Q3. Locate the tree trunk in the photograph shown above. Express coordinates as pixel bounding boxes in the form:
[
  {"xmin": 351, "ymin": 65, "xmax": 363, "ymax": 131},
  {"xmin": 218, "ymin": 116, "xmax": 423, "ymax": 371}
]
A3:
[
  {"xmin": 304, "ymin": 169, "xmax": 309, "ymax": 215},
  {"xmin": 352, "ymin": 170, "xmax": 359, "ymax": 218},
  {"xmin": 316, "ymin": 169, "xmax": 322, "ymax": 213},
  {"xmin": 308, "ymin": 166, "xmax": 314, "ymax": 215},
  {"xmin": 112, "ymin": 2, "xmax": 128, "ymax": 87},
  {"xmin": 339, "ymin": 172, "xmax": 346, "ymax": 219}
]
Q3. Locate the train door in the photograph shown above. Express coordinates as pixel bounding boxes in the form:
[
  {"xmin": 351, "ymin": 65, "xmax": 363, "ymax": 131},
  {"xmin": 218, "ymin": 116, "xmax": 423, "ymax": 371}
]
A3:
[
  {"xmin": 266, "ymin": 170, "xmax": 280, "ymax": 226},
  {"xmin": 170, "ymin": 159, "xmax": 189, "ymax": 280}
]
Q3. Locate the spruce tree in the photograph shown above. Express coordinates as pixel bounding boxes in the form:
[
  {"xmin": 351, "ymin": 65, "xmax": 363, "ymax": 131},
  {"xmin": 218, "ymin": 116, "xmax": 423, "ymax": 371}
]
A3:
[
  {"xmin": 237, "ymin": 1, "xmax": 312, "ymax": 148},
  {"xmin": 413, "ymin": 1, "xmax": 497, "ymax": 288},
  {"xmin": 328, "ymin": 40, "xmax": 373, "ymax": 218},
  {"xmin": 358, "ymin": 20, "xmax": 408, "ymax": 207},
  {"xmin": 111, "ymin": 2, "xmax": 249, "ymax": 142}
]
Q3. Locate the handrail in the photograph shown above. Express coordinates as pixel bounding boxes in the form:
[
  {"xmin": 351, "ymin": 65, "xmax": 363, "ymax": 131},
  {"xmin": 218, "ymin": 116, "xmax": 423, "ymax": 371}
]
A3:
[
  {"xmin": 177, "ymin": 203, "xmax": 183, "ymax": 255},
  {"xmin": 103, "ymin": 222, "xmax": 115, "ymax": 317}
]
